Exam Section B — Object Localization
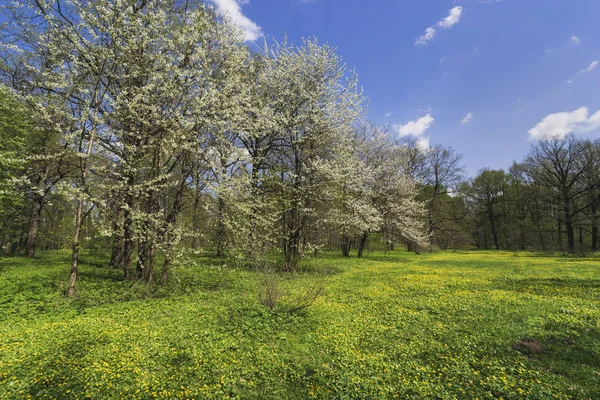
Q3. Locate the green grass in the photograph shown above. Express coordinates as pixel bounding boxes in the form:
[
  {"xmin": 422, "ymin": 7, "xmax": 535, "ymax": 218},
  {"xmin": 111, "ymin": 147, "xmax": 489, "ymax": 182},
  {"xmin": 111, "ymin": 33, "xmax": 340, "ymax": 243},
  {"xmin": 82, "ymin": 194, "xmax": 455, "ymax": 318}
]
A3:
[{"xmin": 1, "ymin": 250, "xmax": 599, "ymax": 399}]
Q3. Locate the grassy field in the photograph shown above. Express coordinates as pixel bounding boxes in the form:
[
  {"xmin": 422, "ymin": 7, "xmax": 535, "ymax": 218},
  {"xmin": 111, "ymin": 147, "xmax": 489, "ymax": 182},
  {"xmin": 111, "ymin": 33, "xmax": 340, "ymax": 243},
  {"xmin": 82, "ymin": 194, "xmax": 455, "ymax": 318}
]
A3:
[{"xmin": 0, "ymin": 250, "xmax": 599, "ymax": 399}]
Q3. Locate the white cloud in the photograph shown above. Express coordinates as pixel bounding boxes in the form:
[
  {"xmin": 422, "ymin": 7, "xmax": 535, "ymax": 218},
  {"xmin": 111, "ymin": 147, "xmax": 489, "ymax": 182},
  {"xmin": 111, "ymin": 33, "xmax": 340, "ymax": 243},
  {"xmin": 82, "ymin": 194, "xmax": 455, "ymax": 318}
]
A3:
[
  {"xmin": 416, "ymin": 137, "xmax": 430, "ymax": 151},
  {"xmin": 211, "ymin": 0, "xmax": 263, "ymax": 41},
  {"xmin": 438, "ymin": 6, "xmax": 463, "ymax": 28},
  {"xmin": 460, "ymin": 112, "xmax": 474, "ymax": 124},
  {"xmin": 567, "ymin": 60, "xmax": 598, "ymax": 84},
  {"xmin": 393, "ymin": 114, "xmax": 435, "ymax": 137},
  {"xmin": 416, "ymin": 27, "xmax": 436, "ymax": 45},
  {"xmin": 571, "ymin": 36, "xmax": 581, "ymax": 46},
  {"xmin": 528, "ymin": 107, "xmax": 600, "ymax": 140},
  {"xmin": 585, "ymin": 60, "xmax": 598, "ymax": 72},
  {"xmin": 384, "ymin": 112, "xmax": 392, "ymax": 118},
  {"xmin": 416, "ymin": 6, "xmax": 463, "ymax": 45}
]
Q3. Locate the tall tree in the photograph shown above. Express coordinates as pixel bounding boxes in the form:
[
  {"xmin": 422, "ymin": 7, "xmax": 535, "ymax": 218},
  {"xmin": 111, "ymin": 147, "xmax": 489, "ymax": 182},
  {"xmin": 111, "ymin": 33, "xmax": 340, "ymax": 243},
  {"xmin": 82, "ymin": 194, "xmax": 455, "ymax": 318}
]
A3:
[
  {"xmin": 468, "ymin": 169, "xmax": 507, "ymax": 250},
  {"xmin": 264, "ymin": 39, "xmax": 364, "ymax": 271},
  {"xmin": 524, "ymin": 135, "xmax": 593, "ymax": 253},
  {"xmin": 420, "ymin": 145, "xmax": 464, "ymax": 247}
]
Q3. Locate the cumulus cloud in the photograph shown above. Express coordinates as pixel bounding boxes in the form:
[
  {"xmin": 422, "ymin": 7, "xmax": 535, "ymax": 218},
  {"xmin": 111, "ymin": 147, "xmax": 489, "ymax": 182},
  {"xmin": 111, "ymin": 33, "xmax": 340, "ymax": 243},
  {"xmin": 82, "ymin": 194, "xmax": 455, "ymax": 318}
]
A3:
[
  {"xmin": 211, "ymin": 0, "xmax": 263, "ymax": 41},
  {"xmin": 393, "ymin": 114, "xmax": 435, "ymax": 137},
  {"xmin": 384, "ymin": 112, "xmax": 392, "ymax": 118},
  {"xmin": 416, "ymin": 136, "xmax": 430, "ymax": 151},
  {"xmin": 571, "ymin": 36, "xmax": 581, "ymax": 46},
  {"xmin": 567, "ymin": 60, "xmax": 598, "ymax": 84},
  {"xmin": 416, "ymin": 6, "xmax": 463, "ymax": 45},
  {"xmin": 528, "ymin": 107, "xmax": 600, "ymax": 140},
  {"xmin": 461, "ymin": 112, "xmax": 474, "ymax": 124}
]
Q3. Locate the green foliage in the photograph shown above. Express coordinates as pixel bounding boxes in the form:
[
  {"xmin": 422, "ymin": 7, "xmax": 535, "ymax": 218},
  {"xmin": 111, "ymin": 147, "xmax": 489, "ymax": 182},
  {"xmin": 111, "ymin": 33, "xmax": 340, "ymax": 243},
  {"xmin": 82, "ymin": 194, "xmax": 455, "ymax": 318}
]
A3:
[
  {"xmin": 1, "ymin": 251, "xmax": 599, "ymax": 398},
  {"xmin": 0, "ymin": 84, "xmax": 31, "ymax": 213}
]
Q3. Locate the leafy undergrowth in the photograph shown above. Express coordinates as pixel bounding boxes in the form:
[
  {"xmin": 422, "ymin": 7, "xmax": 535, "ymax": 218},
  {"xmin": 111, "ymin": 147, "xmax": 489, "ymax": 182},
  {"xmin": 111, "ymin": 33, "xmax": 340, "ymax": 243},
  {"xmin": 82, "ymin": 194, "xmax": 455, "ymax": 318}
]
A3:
[{"xmin": 0, "ymin": 250, "xmax": 599, "ymax": 399}]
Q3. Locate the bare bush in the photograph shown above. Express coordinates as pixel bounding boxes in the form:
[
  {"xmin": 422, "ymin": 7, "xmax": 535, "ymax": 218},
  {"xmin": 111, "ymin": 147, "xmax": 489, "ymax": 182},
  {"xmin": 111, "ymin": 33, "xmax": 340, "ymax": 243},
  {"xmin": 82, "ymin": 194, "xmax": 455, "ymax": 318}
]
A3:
[
  {"xmin": 257, "ymin": 263, "xmax": 324, "ymax": 313},
  {"xmin": 258, "ymin": 267, "xmax": 283, "ymax": 311}
]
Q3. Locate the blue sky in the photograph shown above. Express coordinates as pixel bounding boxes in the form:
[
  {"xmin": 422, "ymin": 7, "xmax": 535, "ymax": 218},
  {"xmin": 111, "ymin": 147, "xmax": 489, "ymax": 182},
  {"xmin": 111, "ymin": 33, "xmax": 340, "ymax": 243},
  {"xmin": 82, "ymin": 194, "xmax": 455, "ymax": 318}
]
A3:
[{"xmin": 212, "ymin": 0, "xmax": 600, "ymax": 175}]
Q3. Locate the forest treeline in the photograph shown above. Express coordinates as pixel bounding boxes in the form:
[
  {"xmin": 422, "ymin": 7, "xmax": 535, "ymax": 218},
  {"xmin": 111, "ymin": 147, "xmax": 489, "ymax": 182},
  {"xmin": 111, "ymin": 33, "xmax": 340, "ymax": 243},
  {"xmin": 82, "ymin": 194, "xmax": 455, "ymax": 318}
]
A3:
[{"xmin": 1, "ymin": 1, "xmax": 599, "ymax": 296}]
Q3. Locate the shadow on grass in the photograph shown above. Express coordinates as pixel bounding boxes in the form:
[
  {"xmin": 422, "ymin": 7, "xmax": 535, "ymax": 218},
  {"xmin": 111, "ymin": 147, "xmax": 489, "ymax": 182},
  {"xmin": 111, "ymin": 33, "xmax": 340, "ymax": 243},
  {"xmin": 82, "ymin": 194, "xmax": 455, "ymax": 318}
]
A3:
[
  {"xmin": 494, "ymin": 277, "xmax": 600, "ymax": 294},
  {"xmin": 361, "ymin": 253, "xmax": 414, "ymax": 264},
  {"xmin": 534, "ymin": 325, "xmax": 600, "ymax": 397}
]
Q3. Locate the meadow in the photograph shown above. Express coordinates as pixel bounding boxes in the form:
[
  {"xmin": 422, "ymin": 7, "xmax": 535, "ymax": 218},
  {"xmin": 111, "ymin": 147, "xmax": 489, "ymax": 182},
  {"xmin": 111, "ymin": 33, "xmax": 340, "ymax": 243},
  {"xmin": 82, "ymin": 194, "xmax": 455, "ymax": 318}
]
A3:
[{"xmin": 0, "ymin": 250, "xmax": 599, "ymax": 399}]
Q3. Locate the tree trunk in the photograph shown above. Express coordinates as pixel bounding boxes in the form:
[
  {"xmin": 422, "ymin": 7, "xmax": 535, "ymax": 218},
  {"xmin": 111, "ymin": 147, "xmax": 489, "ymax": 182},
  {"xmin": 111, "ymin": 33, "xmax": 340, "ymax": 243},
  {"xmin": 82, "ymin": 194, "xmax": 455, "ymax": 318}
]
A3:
[
  {"xmin": 160, "ymin": 175, "xmax": 186, "ymax": 283},
  {"xmin": 191, "ymin": 190, "xmax": 201, "ymax": 251},
  {"xmin": 136, "ymin": 239, "xmax": 147, "ymax": 279},
  {"xmin": 357, "ymin": 232, "xmax": 368, "ymax": 258},
  {"xmin": 216, "ymin": 196, "xmax": 226, "ymax": 257},
  {"xmin": 557, "ymin": 219, "xmax": 563, "ymax": 252},
  {"xmin": 341, "ymin": 234, "xmax": 351, "ymax": 257},
  {"xmin": 591, "ymin": 204, "xmax": 598, "ymax": 251},
  {"xmin": 68, "ymin": 123, "xmax": 96, "ymax": 297},
  {"xmin": 248, "ymin": 160, "xmax": 260, "ymax": 258},
  {"xmin": 144, "ymin": 244, "xmax": 156, "ymax": 284},
  {"xmin": 109, "ymin": 228, "xmax": 124, "ymax": 269},
  {"xmin": 284, "ymin": 228, "xmax": 301, "ymax": 272},
  {"xmin": 67, "ymin": 199, "xmax": 84, "ymax": 297},
  {"xmin": 564, "ymin": 204, "xmax": 575, "ymax": 253},
  {"xmin": 490, "ymin": 218, "xmax": 500, "ymax": 250},
  {"xmin": 25, "ymin": 194, "xmax": 44, "ymax": 258},
  {"xmin": 122, "ymin": 185, "xmax": 134, "ymax": 280},
  {"xmin": 519, "ymin": 222, "xmax": 526, "ymax": 251}
]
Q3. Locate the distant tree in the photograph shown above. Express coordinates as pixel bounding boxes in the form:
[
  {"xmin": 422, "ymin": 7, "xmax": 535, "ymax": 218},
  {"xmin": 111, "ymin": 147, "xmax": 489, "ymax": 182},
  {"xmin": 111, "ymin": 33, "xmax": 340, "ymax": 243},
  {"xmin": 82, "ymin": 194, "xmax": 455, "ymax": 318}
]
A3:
[
  {"xmin": 468, "ymin": 169, "xmax": 507, "ymax": 250},
  {"xmin": 506, "ymin": 163, "xmax": 533, "ymax": 250},
  {"xmin": 419, "ymin": 145, "xmax": 464, "ymax": 247},
  {"xmin": 581, "ymin": 140, "xmax": 600, "ymax": 251},
  {"xmin": 524, "ymin": 135, "xmax": 593, "ymax": 253}
]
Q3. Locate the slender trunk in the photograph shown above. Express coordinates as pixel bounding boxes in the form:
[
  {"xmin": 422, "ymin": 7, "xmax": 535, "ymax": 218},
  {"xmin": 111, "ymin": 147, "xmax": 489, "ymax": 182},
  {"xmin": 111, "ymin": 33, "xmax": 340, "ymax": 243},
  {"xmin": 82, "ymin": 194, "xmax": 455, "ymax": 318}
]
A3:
[
  {"xmin": 284, "ymin": 204, "xmax": 302, "ymax": 272},
  {"xmin": 427, "ymin": 189, "xmax": 438, "ymax": 245},
  {"xmin": 191, "ymin": 190, "xmax": 201, "ymax": 251},
  {"xmin": 25, "ymin": 194, "xmax": 44, "ymax": 258},
  {"xmin": 284, "ymin": 227, "xmax": 301, "ymax": 272},
  {"xmin": 68, "ymin": 124, "xmax": 96, "ymax": 297},
  {"xmin": 565, "ymin": 205, "xmax": 575, "ymax": 253},
  {"xmin": 557, "ymin": 219, "xmax": 563, "ymax": 252},
  {"xmin": 591, "ymin": 203, "xmax": 598, "ymax": 251},
  {"xmin": 145, "ymin": 244, "xmax": 156, "ymax": 284},
  {"xmin": 341, "ymin": 234, "xmax": 351, "ymax": 257},
  {"xmin": 136, "ymin": 239, "xmax": 146, "ymax": 279},
  {"xmin": 248, "ymin": 160, "xmax": 260, "ymax": 257},
  {"xmin": 357, "ymin": 232, "xmax": 368, "ymax": 258},
  {"xmin": 489, "ymin": 208, "xmax": 500, "ymax": 250},
  {"xmin": 483, "ymin": 225, "xmax": 489, "ymax": 249},
  {"xmin": 161, "ymin": 253, "xmax": 170, "ymax": 282},
  {"xmin": 216, "ymin": 196, "xmax": 225, "ymax": 257},
  {"xmin": 122, "ymin": 182, "xmax": 134, "ymax": 279},
  {"xmin": 161, "ymin": 174, "xmax": 186, "ymax": 283},
  {"xmin": 109, "ymin": 222, "xmax": 124, "ymax": 269},
  {"xmin": 67, "ymin": 199, "xmax": 84, "ymax": 297}
]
